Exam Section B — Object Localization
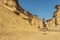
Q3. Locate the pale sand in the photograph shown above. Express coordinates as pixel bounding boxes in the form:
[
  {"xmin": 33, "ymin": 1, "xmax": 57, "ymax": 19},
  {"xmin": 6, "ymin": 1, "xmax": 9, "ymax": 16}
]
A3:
[{"xmin": 0, "ymin": 31, "xmax": 60, "ymax": 40}]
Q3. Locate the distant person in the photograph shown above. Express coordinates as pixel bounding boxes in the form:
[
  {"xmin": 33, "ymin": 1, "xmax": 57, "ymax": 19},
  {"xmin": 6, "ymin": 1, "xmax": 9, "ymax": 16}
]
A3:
[
  {"xmin": 43, "ymin": 19, "xmax": 47, "ymax": 31},
  {"xmin": 42, "ymin": 18, "xmax": 46, "ymax": 30}
]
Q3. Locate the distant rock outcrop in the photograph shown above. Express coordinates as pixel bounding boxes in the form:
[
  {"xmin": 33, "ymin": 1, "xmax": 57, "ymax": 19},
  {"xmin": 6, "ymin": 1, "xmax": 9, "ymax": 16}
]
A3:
[{"xmin": 46, "ymin": 5, "xmax": 60, "ymax": 31}]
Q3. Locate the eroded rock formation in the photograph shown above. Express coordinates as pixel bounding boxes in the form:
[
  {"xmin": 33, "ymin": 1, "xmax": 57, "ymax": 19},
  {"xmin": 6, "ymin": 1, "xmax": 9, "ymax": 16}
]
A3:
[
  {"xmin": 0, "ymin": 0, "xmax": 24, "ymax": 13},
  {"xmin": 0, "ymin": 1, "xmax": 44, "ymax": 40},
  {"xmin": 54, "ymin": 5, "xmax": 60, "ymax": 25},
  {"xmin": 46, "ymin": 5, "xmax": 60, "ymax": 30}
]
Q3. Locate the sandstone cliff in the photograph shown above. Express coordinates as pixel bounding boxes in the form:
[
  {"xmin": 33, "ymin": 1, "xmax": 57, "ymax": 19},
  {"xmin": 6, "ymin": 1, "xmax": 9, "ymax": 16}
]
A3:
[
  {"xmin": 46, "ymin": 5, "xmax": 60, "ymax": 31},
  {"xmin": 0, "ymin": 0, "xmax": 44, "ymax": 40}
]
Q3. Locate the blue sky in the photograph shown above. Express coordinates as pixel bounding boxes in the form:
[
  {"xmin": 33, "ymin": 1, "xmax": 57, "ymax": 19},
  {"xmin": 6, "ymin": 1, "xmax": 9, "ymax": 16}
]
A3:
[{"xmin": 18, "ymin": 0, "xmax": 60, "ymax": 20}]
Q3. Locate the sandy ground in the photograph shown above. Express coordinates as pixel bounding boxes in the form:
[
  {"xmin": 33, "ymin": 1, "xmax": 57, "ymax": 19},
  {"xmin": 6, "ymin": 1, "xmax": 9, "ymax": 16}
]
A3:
[
  {"xmin": 0, "ymin": 31, "xmax": 60, "ymax": 40},
  {"xmin": 17, "ymin": 31, "xmax": 60, "ymax": 40}
]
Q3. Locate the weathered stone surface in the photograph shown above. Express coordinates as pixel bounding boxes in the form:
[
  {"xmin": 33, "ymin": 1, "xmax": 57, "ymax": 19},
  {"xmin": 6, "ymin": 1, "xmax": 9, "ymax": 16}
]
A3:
[
  {"xmin": 0, "ymin": 0, "xmax": 24, "ymax": 13},
  {"xmin": 0, "ymin": 0, "xmax": 44, "ymax": 40},
  {"xmin": 54, "ymin": 5, "xmax": 60, "ymax": 25},
  {"xmin": 46, "ymin": 5, "xmax": 60, "ymax": 30}
]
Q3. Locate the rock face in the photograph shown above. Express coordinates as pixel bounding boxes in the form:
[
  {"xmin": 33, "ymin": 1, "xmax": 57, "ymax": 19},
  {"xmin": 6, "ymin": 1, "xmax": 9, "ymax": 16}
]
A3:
[
  {"xmin": 0, "ymin": 0, "xmax": 17, "ymax": 11},
  {"xmin": 0, "ymin": 0, "xmax": 24, "ymax": 12},
  {"xmin": 46, "ymin": 18, "xmax": 55, "ymax": 28},
  {"xmin": 54, "ymin": 5, "xmax": 60, "ymax": 25},
  {"xmin": 0, "ymin": 0, "xmax": 44, "ymax": 40},
  {"xmin": 46, "ymin": 5, "xmax": 60, "ymax": 30}
]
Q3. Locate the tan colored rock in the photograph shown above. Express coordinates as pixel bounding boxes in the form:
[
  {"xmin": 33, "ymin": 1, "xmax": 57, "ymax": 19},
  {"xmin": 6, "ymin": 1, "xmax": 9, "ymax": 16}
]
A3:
[
  {"xmin": 0, "ymin": 0, "xmax": 45, "ymax": 40},
  {"xmin": 46, "ymin": 18, "xmax": 55, "ymax": 29},
  {"xmin": 0, "ymin": 0, "xmax": 17, "ymax": 11},
  {"xmin": 32, "ymin": 15, "xmax": 44, "ymax": 30},
  {"xmin": 0, "ymin": 0, "xmax": 43, "ymax": 40},
  {"xmin": 46, "ymin": 5, "xmax": 60, "ymax": 30},
  {"xmin": 0, "ymin": 0, "xmax": 24, "ymax": 13},
  {"xmin": 54, "ymin": 5, "xmax": 60, "ymax": 25}
]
